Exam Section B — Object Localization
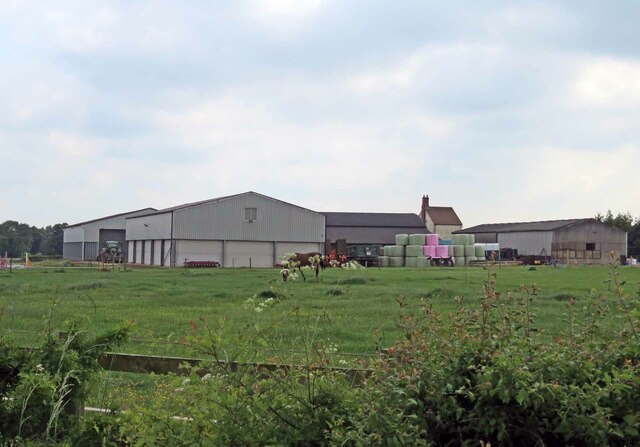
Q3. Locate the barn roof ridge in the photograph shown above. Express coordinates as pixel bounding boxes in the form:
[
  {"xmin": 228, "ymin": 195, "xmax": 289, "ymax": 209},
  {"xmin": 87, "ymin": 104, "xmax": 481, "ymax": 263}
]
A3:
[
  {"xmin": 67, "ymin": 208, "xmax": 157, "ymax": 228},
  {"xmin": 455, "ymin": 218, "xmax": 596, "ymax": 234}
]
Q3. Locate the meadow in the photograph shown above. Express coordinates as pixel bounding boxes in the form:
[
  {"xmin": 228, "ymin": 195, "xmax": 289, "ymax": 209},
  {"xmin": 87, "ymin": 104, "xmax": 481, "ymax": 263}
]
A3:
[{"xmin": 1, "ymin": 263, "xmax": 638, "ymax": 359}]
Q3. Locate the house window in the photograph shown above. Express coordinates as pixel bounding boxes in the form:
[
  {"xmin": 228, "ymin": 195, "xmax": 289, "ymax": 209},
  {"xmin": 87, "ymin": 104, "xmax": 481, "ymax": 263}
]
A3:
[
  {"xmin": 244, "ymin": 207, "xmax": 257, "ymax": 221},
  {"xmin": 586, "ymin": 243, "xmax": 596, "ymax": 251}
]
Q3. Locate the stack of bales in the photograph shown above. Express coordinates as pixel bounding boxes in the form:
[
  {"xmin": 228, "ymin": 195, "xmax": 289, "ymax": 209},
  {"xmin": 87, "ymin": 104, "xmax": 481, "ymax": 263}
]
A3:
[
  {"xmin": 451, "ymin": 234, "xmax": 477, "ymax": 266},
  {"xmin": 380, "ymin": 233, "xmax": 452, "ymax": 267}
]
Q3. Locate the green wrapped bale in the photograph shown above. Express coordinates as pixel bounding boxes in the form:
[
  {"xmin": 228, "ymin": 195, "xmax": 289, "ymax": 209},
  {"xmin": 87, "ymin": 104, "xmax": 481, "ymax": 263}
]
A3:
[
  {"xmin": 468, "ymin": 234, "xmax": 475, "ymax": 245},
  {"xmin": 453, "ymin": 256, "xmax": 464, "ymax": 266},
  {"xmin": 474, "ymin": 244, "xmax": 485, "ymax": 257},
  {"xmin": 389, "ymin": 256, "xmax": 404, "ymax": 267},
  {"xmin": 383, "ymin": 246, "xmax": 394, "ymax": 256},
  {"xmin": 395, "ymin": 234, "xmax": 409, "ymax": 246},
  {"xmin": 405, "ymin": 245, "xmax": 423, "ymax": 257},
  {"xmin": 405, "ymin": 257, "xmax": 418, "ymax": 267},
  {"xmin": 467, "ymin": 256, "xmax": 478, "ymax": 263},
  {"xmin": 453, "ymin": 245, "xmax": 464, "ymax": 257},
  {"xmin": 416, "ymin": 257, "xmax": 431, "ymax": 268},
  {"xmin": 451, "ymin": 234, "xmax": 465, "ymax": 245},
  {"xmin": 477, "ymin": 256, "xmax": 486, "ymax": 261},
  {"xmin": 378, "ymin": 256, "xmax": 390, "ymax": 267},
  {"xmin": 464, "ymin": 245, "xmax": 475, "ymax": 257},
  {"xmin": 447, "ymin": 245, "xmax": 454, "ymax": 257},
  {"xmin": 409, "ymin": 234, "xmax": 426, "ymax": 246}
]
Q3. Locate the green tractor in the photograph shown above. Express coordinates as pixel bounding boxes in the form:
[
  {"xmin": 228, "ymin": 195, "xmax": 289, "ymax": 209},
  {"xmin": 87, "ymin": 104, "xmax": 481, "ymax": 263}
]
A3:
[{"xmin": 98, "ymin": 241, "xmax": 124, "ymax": 263}]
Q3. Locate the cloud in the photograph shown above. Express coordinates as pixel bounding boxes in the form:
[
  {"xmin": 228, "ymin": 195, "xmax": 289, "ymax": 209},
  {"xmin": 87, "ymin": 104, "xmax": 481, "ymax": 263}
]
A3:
[{"xmin": 571, "ymin": 57, "xmax": 640, "ymax": 108}]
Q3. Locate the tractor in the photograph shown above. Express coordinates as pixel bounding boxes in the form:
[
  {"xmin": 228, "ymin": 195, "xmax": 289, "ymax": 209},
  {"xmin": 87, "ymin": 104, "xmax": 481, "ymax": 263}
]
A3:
[{"xmin": 98, "ymin": 240, "xmax": 124, "ymax": 264}]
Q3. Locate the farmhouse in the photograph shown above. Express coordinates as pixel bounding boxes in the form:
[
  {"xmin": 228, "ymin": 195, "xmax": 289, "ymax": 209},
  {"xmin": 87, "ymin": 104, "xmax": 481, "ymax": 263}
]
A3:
[
  {"xmin": 419, "ymin": 195, "xmax": 462, "ymax": 240},
  {"xmin": 125, "ymin": 192, "xmax": 325, "ymax": 267},
  {"xmin": 323, "ymin": 212, "xmax": 427, "ymax": 254},
  {"xmin": 456, "ymin": 219, "xmax": 628, "ymax": 265},
  {"xmin": 62, "ymin": 208, "xmax": 157, "ymax": 261}
]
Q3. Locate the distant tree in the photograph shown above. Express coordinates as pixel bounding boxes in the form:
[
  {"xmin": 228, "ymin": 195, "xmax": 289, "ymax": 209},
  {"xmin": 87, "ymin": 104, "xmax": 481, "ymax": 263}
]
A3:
[
  {"xmin": 595, "ymin": 211, "xmax": 640, "ymax": 257},
  {"xmin": 0, "ymin": 221, "xmax": 34, "ymax": 258},
  {"xmin": 41, "ymin": 223, "xmax": 68, "ymax": 255}
]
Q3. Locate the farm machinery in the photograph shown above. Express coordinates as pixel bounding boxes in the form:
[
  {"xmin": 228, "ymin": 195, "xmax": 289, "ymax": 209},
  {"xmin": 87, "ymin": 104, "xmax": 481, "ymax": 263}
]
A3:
[{"xmin": 98, "ymin": 241, "xmax": 124, "ymax": 264}]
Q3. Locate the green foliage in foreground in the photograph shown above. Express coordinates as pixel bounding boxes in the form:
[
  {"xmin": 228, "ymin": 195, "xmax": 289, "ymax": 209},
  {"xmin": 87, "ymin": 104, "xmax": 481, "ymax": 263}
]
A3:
[{"xmin": 66, "ymin": 265, "xmax": 640, "ymax": 446}]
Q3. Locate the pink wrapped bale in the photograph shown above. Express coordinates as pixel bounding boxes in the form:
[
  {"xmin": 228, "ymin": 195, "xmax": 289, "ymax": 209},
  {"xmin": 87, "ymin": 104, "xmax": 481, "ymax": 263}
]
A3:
[
  {"xmin": 423, "ymin": 245, "xmax": 436, "ymax": 258},
  {"xmin": 426, "ymin": 234, "xmax": 439, "ymax": 246},
  {"xmin": 436, "ymin": 246, "xmax": 449, "ymax": 258}
]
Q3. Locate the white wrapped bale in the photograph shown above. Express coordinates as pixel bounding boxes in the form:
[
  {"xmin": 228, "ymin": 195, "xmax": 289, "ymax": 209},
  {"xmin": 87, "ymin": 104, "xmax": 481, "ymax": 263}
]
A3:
[
  {"xmin": 477, "ymin": 256, "xmax": 486, "ymax": 261},
  {"xmin": 405, "ymin": 245, "xmax": 423, "ymax": 257},
  {"xmin": 464, "ymin": 245, "xmax": 476, "ymax": 257},
  {"xmin": 453, "ymin": 245, "xmax": 464, "ymax": 257},
  {"xmin": 395, "ymin": 234, "xmax": 409, "ymax": 246},
  {"xmin": 378, "ymin": 256, "xmax": 390, "ymax": 267},
  {"xmin": 409, "ymin": 234, "xmax": 426, "ymax": 246},
  {"xmin": 405, "ymin": 257, "xmax": 418, "ymax": 267},
  {"xmin": 468, "ymin": 234, "xmax": 475, "ymax": 245},
  {"xmin": 389, "ymin": 257, "xmax": 404, "ymax": 267}
]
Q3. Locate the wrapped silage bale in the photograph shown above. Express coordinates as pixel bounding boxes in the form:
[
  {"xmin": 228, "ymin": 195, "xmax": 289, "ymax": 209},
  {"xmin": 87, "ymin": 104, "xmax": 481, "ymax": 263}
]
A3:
[
  {"xmin": 378, "ymin": 256, "xmax": 390, "ymax": 267},
  {"xmin": 426, "ymin": 234, "xmax": 439, "ymax": 246},
  {"xmin": 467, "ymin": 256, "xmax": 478, "ymax": 263},
  {"xmin": 405, "ymin": 257, "xmax": 418, "ymax": 267},
  {"xmin": 477, "ymin": 257, "xmax": 486, "ymax": 261},
  {"xmin": 451, "ymin": 234, "xmax": 466, "ymax": 245},
  {"xmin": 474, "ymin": 244, "xmax": 485, "ymax": 257},
  {"xmin": 416, "ymin": 257, "xmax": 431, "ymax": 268},
  {"xmin": 435, "ymin": 246, "xmax": 449, "ymax": 258},
  {"xmin": 453, "ymin": 245, "xmax": 465, "ymax": 257},
  {"xmin": 424, "ymin": 245, "xmax": 436, "ymax": 257},
  {"xmin": 383, "ymin": 246, "xmax": 394, "ymax": 256},
  {"xmin": 453, "ymin": 256, "xmax": 464, "ymax": 266},
  {"xmin": 395, "ymin": 234, "xmax": 409, "ymax": 246},
  {"xmin": 389, "ymin": 257, "xmax": 404, "ymax": 267},
  {"xmin": 409, "ymin": 234, "xmax": 426, "ymax": 246},
  {"xmin": 464, "ymin": 245, "xmax": 476, "ymax": 257},
  {"xmin": 439, "ymin": 239, "xmax": 452, "ymax": 246},
  {"xmin": 387, "ymin": 246, "xmax": 405, "ymax": 257},
  {"xmin": 447, "ymin": 245, "xmax": 454, "ymax": 257},
  {"xmin": 468, "ymin": 234, "xmax": 475, "ymax": 245},
  {"xmin": 406, "ymin": 245, "xmax": 424, "ymax": 257}
]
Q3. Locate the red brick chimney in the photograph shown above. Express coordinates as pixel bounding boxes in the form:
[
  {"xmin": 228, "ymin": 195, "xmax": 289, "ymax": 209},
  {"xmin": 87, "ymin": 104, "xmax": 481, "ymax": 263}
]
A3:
[{"xmin": 419, "ymin": 194, "xmax": 430, "ymax": 221}]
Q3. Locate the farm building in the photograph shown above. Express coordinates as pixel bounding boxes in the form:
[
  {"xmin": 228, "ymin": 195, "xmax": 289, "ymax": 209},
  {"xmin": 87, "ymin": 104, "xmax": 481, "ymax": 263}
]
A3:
[
  {"xmin": 419, "ymin": 195, "xmax": 462, "ymax": 239},
  {"xmin": 323, "ymin": 212, "xmax": 427, "ymax": 254},
  {"xmin": 456, "ymin": 219, "xmax": 628, "ymax": 265},
  {"xmin": 62, "ymin": 208, "xmax": 157, "ymax": 261},
  {"xmin": 125, "ymin": 192, "xmax": 325, "ymax": 267}
]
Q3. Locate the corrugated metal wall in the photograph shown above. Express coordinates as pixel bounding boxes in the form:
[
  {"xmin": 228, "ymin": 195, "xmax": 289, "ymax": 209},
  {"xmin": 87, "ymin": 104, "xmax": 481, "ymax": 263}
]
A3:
[
  {"xmin": 498, "ymin": 231, "xmax": 553, "ymax": 256},
  {"xmin": 552, "ymin": 222, "xmax": 627, "ymax": 264},
  {"xmin": 173, "ymin": 193, "xmax": 325, "ymax": 243},
  {"xmin": 126, "ymin": 212, "xmax": 172, "ymax": 241},
  {"xmin": 63, "ymin": 242, "xmax": 82, "ymax": 260}
]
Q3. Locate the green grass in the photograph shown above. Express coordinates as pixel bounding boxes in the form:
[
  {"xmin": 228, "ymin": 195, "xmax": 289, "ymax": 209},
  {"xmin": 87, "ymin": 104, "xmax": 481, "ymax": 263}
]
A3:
[{"xmin": 1, "ymin": 264, "xmax": 639, "ymax": 359}]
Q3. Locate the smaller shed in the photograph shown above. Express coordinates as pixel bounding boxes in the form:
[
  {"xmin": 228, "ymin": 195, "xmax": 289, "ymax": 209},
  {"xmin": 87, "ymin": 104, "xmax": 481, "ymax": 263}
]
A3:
[
  {"xmin": 457, "ymin": 219, "xmax": 627, "ymax": 265},
  {"xmin": 323, "ymin": 212, "xmax": 427, "ymax": 253},
  {"xmin": 63, "ymin": 208, "xmax": 156, "ymax": 261}
]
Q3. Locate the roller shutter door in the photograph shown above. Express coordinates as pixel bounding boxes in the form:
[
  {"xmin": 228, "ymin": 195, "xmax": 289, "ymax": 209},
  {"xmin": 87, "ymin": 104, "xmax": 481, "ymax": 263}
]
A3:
[
  {"xmin": 225, "ymin": 241, "xmax": 274, "ymax": 268},
  {"xmin": 176, "ymin": 240, "xmax": 223, "ymax": 267},
  {"xmin": 153, "ymin": 240, "xmax": 162, "ymax": 265}
]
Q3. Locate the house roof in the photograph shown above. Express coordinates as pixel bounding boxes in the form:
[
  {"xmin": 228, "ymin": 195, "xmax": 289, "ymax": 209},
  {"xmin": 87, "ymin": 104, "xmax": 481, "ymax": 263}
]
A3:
[
  {"xmin": 323, "ymin": 212, "xmax": 426, "ymax": 228},
  {"xmin": 426, "ymin": 206, "xmax": 462, "ymax": 226},
  {"xmin": 130, "ymin": 191, "xmax": 322, "ymax": 218},
  {"xmin": 67, "ymin": 208, "xmax": 157, "ymax": 228},
  {"xmin": 455, "ymin": 218, "xmax": 595, "ymax": 234}
]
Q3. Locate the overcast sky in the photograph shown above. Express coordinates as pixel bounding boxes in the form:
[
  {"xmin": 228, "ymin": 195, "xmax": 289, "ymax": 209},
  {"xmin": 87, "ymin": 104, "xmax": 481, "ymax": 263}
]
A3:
[{"xmin": 2, "ymin": 1, "xmax": 639, "ymax": 228}]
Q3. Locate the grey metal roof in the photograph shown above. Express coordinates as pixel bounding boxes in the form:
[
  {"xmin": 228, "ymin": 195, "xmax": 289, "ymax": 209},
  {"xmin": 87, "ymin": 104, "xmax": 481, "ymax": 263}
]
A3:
[
  {"xmin": 67, "ymin": 208, "xmax": 157, "ymax": 228},
  {"xmin": 456, "ymin": 218, "xmax": 595, "ymax": 234},
  {"xmin": 134, "ymin": 191, "xmax": 322, "ymax": 218},
  {"xmin": 326, "ymin": 226, "xmax": 428, "ymax": 245},
  {"xmin": 322, "ymin": 212, "xmax": 426, "ymax": 228}
]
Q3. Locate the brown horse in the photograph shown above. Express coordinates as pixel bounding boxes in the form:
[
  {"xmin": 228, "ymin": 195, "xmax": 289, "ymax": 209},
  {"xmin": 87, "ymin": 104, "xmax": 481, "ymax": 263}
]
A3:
[{"xmin": 281, "ymin": 252, "xmax": 325, "ymax": 281}]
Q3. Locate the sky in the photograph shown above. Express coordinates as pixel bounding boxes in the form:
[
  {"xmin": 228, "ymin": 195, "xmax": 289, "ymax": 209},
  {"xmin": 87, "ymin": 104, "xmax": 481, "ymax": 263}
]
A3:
[{"xmin": 1, "ymin": 0, "xmax": 639, "ymax": 228}]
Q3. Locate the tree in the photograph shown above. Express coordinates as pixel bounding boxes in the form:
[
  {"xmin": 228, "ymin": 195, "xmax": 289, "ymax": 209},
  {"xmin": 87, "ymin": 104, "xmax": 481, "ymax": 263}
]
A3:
[
  {"xmin": 0, "ymin": 221, "xmax": 34, "ymax": 258},
  {"xmin": 595, "ymin": 211, "xmax": 640, "ymax": 257}
]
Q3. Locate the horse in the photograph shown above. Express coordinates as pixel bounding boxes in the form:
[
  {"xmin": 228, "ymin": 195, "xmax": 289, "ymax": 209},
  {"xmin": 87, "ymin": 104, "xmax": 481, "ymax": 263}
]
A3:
[{"xmin": 280, "ymin": 252, "xmax": 326, "ymax": 282}]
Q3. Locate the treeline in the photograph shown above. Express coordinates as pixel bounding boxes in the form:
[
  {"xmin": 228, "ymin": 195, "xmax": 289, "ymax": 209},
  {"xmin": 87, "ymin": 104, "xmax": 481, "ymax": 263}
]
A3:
[
  {"xmin": 0, "ymin": 221, "xmax": 68, "ymax": 258},
  {"xmin": 595, "ymin": 210, "xmax": 640, "ymax": 256}
]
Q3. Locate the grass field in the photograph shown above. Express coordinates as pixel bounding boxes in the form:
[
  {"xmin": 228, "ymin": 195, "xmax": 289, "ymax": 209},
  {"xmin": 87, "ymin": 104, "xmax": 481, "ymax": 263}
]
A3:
[{"xmin": 2, "ymin": 263, "xmax": 639, "ymax": 359}]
